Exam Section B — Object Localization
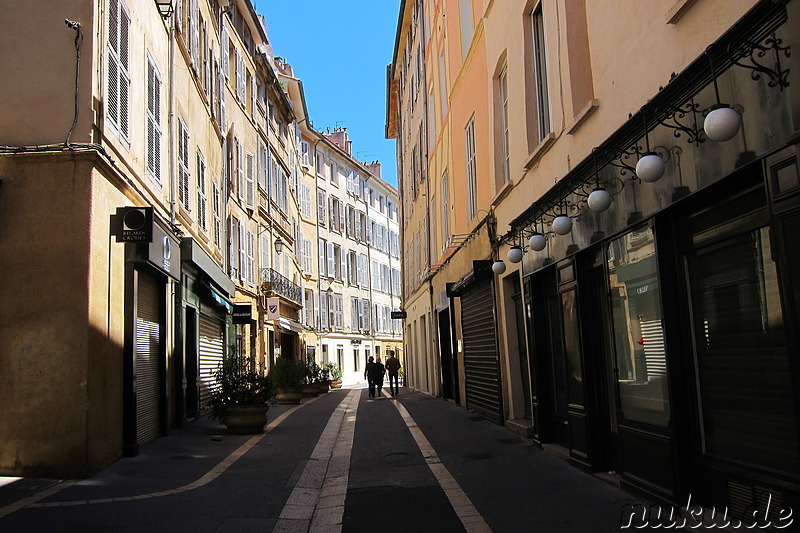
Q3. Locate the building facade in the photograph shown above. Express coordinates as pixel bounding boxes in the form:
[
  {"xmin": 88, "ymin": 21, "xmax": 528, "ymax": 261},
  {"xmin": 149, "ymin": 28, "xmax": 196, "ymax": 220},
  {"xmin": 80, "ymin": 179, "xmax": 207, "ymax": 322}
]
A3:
[
  {"xmin": 389, "ymin": 0, "xmax": 800, "ymax": 512},
  {"xmin": 0, "ymin": 0, "xmax": 400, "ymax": 478}
]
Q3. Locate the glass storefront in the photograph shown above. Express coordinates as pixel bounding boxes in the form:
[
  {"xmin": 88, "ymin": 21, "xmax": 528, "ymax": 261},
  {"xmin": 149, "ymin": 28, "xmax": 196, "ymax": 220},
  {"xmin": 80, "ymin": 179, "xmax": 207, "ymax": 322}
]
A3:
[
  {"xmin": 686, "ymin": 226, "xmax": 799, "ymax": 472},
  {"xmin": 607, "ymin": 224, "xmax": 670, "ymax": 427}
]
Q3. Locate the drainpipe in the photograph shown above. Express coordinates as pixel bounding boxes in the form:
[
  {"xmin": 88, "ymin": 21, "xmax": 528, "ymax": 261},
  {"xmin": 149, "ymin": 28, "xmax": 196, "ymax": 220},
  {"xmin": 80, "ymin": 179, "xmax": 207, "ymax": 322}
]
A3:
[
  {"xmin": 364, "ymin": 174, "xmax": 375, "ymax": 363},
  {"xmin": 168, "ymin": 14, "xmax": 177, "ymax": 227}
]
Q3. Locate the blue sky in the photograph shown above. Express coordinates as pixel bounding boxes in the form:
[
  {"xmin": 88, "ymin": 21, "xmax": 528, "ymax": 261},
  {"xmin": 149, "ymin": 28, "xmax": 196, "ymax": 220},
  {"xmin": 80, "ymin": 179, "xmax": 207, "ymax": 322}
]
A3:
[{"xmin": 255, "ymin": 0, "xmax": 400, "ymax": 187}]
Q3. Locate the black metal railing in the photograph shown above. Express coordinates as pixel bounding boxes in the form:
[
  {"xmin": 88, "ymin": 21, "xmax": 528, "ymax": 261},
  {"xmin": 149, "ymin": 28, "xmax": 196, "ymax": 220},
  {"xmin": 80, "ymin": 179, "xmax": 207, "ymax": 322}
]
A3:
[{"xmin": 261, "ymin": 268, "xmax": 302, "ymax": 306}]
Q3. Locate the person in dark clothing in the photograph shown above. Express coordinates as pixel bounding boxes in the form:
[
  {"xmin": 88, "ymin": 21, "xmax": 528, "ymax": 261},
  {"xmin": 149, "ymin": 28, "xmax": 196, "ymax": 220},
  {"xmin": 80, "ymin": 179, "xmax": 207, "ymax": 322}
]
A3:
[
  {"xmin": 374, "ymin": 356, "xmax": 386, "ymax": 396},
  {"xmin": 385, "ymin": 353, "xmax": 401, "ymax": 395},
  {"xmin": 364, "ymin": 356, "xmax": 385, "ymax": 398}
]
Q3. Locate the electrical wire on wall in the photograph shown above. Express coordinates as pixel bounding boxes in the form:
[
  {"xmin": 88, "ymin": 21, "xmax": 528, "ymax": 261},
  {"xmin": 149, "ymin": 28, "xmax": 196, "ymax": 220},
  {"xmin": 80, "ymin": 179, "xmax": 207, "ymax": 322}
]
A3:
[{"xmin": 64, "ymin": 19, "xmax": 83, "ymax": 148}]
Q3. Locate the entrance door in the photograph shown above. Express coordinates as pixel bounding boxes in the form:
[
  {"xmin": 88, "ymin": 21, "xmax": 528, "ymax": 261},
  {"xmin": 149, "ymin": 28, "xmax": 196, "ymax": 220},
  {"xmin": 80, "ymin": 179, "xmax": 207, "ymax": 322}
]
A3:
[
  {"xmin": 198, "ymin": 313, "xmax": 224, "ymax": 414},
  {"xmin": 135, "ymin": 270, "xmax": 162, "ymax": 447},
  {"xmin": 438, "ymin": 307, "xmax": 456, "ymax": 401},
  {"xmin": 512, "ymin": 276, "xmax": 532, "ymax": 420},
  {"xmin": 461, "ymin": 278, "xmax": 504, "ymax": 424}
]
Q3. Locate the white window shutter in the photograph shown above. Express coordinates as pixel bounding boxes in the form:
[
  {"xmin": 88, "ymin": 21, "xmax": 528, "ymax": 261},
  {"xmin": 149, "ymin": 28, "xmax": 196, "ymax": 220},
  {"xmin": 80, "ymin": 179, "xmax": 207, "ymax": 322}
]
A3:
[
  {"xmin": 239, "ymin": 221, "xmax": 245, "ymax": 282},
  {"xmin": 327, "ymin": 242, "xmax": 334, "ymax": 278},
  {"xmin": 237, "ymin": 140, "xmax": 244, "ymax": 202},
  {"xmin": 246, "ymin": 152, "xmax": 254, "ymax": 208}
]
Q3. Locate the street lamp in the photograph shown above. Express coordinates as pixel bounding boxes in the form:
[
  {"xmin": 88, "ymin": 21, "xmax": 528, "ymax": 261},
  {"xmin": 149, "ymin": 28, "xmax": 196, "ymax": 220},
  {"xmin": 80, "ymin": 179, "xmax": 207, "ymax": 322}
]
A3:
[{"xmin": 274, "ymin": 237, "xmax": 284, "ymax": 255}]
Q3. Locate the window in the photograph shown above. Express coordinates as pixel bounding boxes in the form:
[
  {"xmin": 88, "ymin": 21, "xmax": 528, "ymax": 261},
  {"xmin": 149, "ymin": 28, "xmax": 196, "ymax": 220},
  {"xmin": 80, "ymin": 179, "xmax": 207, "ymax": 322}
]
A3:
[
  {"xmin": 235, "ymin": 50, "xmax": 246, "ymax": 103},
  {"xmin": 327, "ymin": 241, "xmax": 335, "ymax": 279},
  {"xmin": 686, "ymin": 225, "xmax": 798, "ymax": 472},
  {"xmin": 318, "ymin": 238, "xmax": 326, "ymax": 277},
  {"xmin": 531, "ymin": 5, "xmax": 551, "ymax": 141},
  {"xmin": 229, "ymin": 215, "xmax": 239, "ymax": 277},
  {"xmin": 246, "ymin": 152, "xmax": 254, "ymax": 209},
  {"xmin": 196, "ymin": 151, "xmax": 206, "ymax": 230},
  {"xmin": 300, "ymin": 183, "xmax": 312, "ymax": 218},
  {"xmin": 438, "ymin": 47, "xmax": 448, "ymax": 119},
  {"xmin": 178, "ymin": 118, "xmax": 190, "ymax": 211},
  {"xmin": 441, "ymin": 171, "xmax": 451, "ymax": 250},
  {"xmin": 237, "ymin": 139, "xmax": 244, "ymax": 203},
  {"xmin": 607, "ymin": 225, "xmax": 669, "ymax": 426},
  {"xmin": 458, "ymin": 0, "xmax": 473, "ymax": 59},
  {"xmin": 213, "ymin": 183, "xmax": 221, "ymax": 248},
  {"xmin": 465, "ymin": 116, "xmax": 477, "ymax": 220},
  {"xmin": 146, "ymin": 57, "xmax": 161, "ymax": 183},
  {"xmin": 318, "ymin": 190, "xmax": 327, "ymax": 226},
  {"xmin": 497, "ymin": 65, "xmax": 510, "ymax": 185},
  {"xmin": 302, "ymin": 237, "xmax": 313, "ymax": 274},
  {"xmin": 107, "ymin": 0, "xmax": 130, "ymax": 141},
  {"xmin": 246, "ymin": 229, "xmax": 254, "ymax": 285}
]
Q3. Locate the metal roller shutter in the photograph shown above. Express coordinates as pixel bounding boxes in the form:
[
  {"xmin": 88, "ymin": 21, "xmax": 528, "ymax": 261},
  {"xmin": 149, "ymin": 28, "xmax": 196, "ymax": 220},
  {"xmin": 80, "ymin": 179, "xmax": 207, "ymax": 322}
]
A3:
[
  {"xmin": 198, "ymin": 314, "xmax": 225, "ymax": 413},
  {"xmin": 461, "ymin": 278, "xmax": 503, "ymax": 424},
  {"xmin": 135, "ymin": 270, "xmax": 161, "ymax": 446}
]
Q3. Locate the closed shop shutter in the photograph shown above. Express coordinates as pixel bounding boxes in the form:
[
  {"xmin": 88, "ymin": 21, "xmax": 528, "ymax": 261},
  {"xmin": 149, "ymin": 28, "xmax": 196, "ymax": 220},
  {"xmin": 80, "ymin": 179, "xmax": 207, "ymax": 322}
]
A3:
[
  {"xmin": 461, "ymin": 278, "xmax": 503, "ymax": 424},
  {"xmin": 135, "ymin": 270, "xmax": 161, "ymax": 446},
  {"xmin": 198, "ymin": 313, "xmax": 225, "ymax": 413}
]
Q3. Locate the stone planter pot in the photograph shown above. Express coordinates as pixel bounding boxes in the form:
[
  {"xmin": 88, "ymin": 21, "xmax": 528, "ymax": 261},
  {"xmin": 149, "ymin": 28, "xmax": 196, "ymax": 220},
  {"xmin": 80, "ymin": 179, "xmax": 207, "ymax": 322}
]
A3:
[
  {"xmin": 222, "ymin": 404, "xmax": 269, "ymax": 434},
  {"xmin": 276, "ymin": 388, "xmax": 303, "ymax": 405},
  {"xmin": 318, "ymin": 381, "xmax": 330, "ymax": 394},
  {"xmin": 330, "ymin": 379, "xmax": 343, "ymax": 389},
  {"xmin": 301, "ymin": 383, "xmax": 320, "ymax": 397}
]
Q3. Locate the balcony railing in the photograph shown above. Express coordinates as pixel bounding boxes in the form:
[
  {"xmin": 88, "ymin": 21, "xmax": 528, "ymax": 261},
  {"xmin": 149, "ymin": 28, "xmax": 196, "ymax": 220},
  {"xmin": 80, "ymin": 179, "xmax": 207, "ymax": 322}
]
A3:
[{"xmin": 261, "ymin": 268, "xmax": 302, "ymax": 306}]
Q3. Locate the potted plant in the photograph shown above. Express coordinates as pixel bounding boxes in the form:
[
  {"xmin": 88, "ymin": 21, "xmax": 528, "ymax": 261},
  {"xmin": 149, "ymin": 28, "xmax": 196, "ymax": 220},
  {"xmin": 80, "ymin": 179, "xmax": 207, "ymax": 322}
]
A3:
[
  {"xmin": 326, "ymin": 363, "xmax": 343, "ymax": 389},
  {"xmin": 318, "ymin": 364, "xmax": 331, "ymax": 394},
  {"xmin": 270, "ymin": 357, "xmax": 305, "ymax": 405},
  {"xmin": 209, "ymin": 347, "xmax": 275, "ymax": 434},
  {"xmin": 302, "ymin": 357, "xmax": 322, "ymax": 397}
]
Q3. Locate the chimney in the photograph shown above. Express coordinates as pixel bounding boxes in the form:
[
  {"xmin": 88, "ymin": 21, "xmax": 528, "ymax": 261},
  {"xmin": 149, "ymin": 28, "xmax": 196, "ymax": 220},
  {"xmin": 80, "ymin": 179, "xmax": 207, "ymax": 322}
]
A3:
[
  {"xmin": 365, "ymin": 161, "xmax": 382, "ymax": 178},
  {"xmin": 324, "ymin": 127, "xmax": 352, "ymax": 156}
]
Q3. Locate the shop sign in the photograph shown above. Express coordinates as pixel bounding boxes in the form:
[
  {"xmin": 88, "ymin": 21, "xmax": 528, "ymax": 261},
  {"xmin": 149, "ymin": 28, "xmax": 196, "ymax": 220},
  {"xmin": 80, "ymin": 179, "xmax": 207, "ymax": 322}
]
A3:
[
  {"xmin": 391, "ymin": 310, "xmax": 407, "ymax": 319},
  {"xmin": 266, "ymin": 297, "xmax": 280, "ymax": 320},
  {"xmin": 232, "ymin": 303, "xmax": 253, "ymax": 324},
  {"xmin": 111, "ymin": 206, "xmax": 153, "ymax": 243}
]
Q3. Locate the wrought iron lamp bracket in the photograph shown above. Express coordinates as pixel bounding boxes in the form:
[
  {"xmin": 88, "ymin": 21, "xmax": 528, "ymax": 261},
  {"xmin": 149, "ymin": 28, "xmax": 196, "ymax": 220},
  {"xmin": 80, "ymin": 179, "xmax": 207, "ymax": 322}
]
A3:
[
  {"xmin": 728, "ymin": 32, "xmax": 790, "ymax": 91},
  {"xmin": 653, "ymin": 100, "xmax": 706, "ymax": 147},
  {"xmin": 608, "ymin": 145, "xmax": 640, "ymax": 180}
]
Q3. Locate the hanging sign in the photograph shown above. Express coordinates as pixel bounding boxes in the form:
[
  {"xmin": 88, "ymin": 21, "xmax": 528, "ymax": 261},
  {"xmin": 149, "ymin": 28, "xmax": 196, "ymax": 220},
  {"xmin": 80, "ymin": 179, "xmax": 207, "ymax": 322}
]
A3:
[
  {"xmin": 232, "ymin": 303, "xmax": 254, "ymax": 324},
  {"xmin": 266, "ymin": 297, "xmax": 280, "ymax": 321},
  {"xmin": 391, "ymin": 310, "xmax": 407, "ymax": 319},
  {"xmin": 110, "ymin": 206, "xmax": 153, "ymax": 243}
]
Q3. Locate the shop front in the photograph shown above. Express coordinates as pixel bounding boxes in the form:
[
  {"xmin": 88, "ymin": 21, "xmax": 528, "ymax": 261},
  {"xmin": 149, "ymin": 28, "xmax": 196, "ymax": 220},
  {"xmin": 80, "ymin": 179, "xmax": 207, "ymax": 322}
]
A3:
[
  {"xmin": 510, "ymin": 1, "xmax": 799, "ymax": 510},
  {"xmin": 122, "ymin": 217, "xmax": 181, "ymax": 456},
  {"xmin": 180, "ymin": 238, "xmax": 234, "ymax": 421}
]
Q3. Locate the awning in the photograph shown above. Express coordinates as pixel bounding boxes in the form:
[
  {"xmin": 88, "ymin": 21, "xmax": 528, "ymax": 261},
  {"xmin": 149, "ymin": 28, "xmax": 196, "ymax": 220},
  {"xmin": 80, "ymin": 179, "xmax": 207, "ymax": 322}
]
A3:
[
  {"xmin": 209, "ymin": 285, "xmax": 233, "ymax": 312},
  {"xmin": 278, "ymin": 317, "xmax": 304, "ymax": 333}
]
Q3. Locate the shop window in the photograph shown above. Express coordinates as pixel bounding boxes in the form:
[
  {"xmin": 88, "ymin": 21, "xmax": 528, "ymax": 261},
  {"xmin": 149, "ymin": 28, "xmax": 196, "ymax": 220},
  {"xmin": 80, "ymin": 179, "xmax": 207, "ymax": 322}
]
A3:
[
  {"xmin": 607, "ymin": 224, "xmax": 670, "ymax": 426},
  {"xmin": 686, "ymin": 226, "xmax": 798, "ymax": 472}
]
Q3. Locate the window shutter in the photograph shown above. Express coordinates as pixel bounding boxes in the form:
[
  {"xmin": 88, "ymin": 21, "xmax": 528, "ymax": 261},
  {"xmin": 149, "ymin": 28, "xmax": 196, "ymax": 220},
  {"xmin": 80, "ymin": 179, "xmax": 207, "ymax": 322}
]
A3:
[
  {"xmin": 239, "ymin": 221, "xmax": 245, "ymax": 282},
  {"xmin": 237, "ymin": 140, "xmax": 244, "ymax": 202},
  {"xmin": 319, "ymin": 238, "xmax": 326, "ymax": 277},
  {"xmin": 229, "ymin": 216, "xmax": 238, "ymax": 277},
  {"xmin": 197, "ymin": 151, "xmax": 206, "ymax": 230},
  {"xmin": 246, "ymin": 152, "xmax": 254, "ymax": 208},
  {"xmin": 247, "ymin": 230, "xmax": 254, "ymax": 285},
  {"xmin": 218, "ymin": 62, "xmax": 226, "ymax": 133},
  {"xmin": 327, "ymin": 242, "xmax": 334, "ymax": 278},
  {"xmin": 321, "ymin": 292, "xmax": 329, "ymax": 329}
]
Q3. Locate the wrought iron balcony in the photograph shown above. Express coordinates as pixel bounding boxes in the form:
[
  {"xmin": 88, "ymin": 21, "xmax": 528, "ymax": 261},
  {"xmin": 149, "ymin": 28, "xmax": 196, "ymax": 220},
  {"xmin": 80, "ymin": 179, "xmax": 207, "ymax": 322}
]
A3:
[{"xmin": 261, "ymin": 268, "xmax": 302, "ymax": 306}]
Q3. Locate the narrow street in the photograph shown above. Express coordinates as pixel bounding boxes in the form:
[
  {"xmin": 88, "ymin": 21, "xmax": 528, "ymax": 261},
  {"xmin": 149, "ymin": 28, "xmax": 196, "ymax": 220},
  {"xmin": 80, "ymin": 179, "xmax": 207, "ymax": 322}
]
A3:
[{"xmin": 0, "ymin": 389, "xmax": 639, "ymax": 532}]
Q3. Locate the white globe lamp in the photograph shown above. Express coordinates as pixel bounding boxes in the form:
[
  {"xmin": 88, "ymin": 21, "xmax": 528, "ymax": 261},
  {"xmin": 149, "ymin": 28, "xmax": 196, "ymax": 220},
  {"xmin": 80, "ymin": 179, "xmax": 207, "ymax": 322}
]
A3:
[
  {"xmin": 552, "ymin": 215, "xmax": 572, "ymax": 235},
  {"xmin": 636, "ymin": 153, "xmax": 665, "ymax": 183},
  {"xmin": 704, "ymin": 105, "xmax": 741, "ymax": 142},
  {"xmin": 587, "ymin": 188, "xmax": 613, "ymax": 212},
  {"xmin": 507, "ymin": 246, "xmax": 523, "ymax": 264},
  {"xmin": 529, "ymin": 233, "xmax": 547, "ymax": 252},
  {"xmin": 492, "ymin": 260, "xmax": 507, "ymax": 275}
]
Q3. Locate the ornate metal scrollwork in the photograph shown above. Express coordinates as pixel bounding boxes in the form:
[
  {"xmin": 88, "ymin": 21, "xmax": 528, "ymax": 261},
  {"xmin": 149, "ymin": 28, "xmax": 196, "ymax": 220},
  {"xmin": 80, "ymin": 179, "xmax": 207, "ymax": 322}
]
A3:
[
  {"xmin": 654, "ymin": 99, "xmax": 706, "ymax": 147},
  {"xmin": 728, "ymin": 32, "xmax": 790, "ymax": 90},
  {"xmin": 608, "ymin": 145, "xmax": 640, "ymax": 180}
]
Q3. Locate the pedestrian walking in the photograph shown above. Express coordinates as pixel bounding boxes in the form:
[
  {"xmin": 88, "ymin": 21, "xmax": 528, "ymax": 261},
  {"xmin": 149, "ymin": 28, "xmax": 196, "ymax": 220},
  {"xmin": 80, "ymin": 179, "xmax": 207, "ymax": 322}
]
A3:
[
  {"xmin": 364, "ymin": 356, "xmax": 384, "ymax": 398},
  {"xmin": 374, "ymin": 356, "xmax": 386, "ymax": 396},
  {"xmin": 385, "ymin": 353, "xmax": 401, "ymax": 395}
]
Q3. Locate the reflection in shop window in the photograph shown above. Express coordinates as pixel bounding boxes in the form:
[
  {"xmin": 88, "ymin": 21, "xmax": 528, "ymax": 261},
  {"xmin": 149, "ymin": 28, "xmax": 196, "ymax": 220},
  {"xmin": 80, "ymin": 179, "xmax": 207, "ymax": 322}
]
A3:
[{"xmin": 607, "ymin": 224, "xmax": 670, "ymax": 426}]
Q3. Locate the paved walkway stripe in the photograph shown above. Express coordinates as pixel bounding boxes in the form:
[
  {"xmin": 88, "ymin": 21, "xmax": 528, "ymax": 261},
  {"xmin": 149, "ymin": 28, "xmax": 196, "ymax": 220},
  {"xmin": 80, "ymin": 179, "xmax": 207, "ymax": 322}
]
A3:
[
  {"xmin": 386, "ymin": 391, "xmax": 493, "ymax": 533},
  {"xmin": 273, "ymin": 388, "xmax": 360, "ymax": 533},
  {"xmin": 0, "ymin": 395, "xmax": 325, "ymax": 518}
]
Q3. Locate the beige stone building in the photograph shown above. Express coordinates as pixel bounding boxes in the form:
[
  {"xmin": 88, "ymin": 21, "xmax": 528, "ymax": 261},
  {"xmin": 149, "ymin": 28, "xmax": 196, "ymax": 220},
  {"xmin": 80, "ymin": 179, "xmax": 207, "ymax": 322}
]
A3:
[
  {"xmin": 390, "ymin": 0, "xmax": 800, "ymax": 510},
  {"xmin": 0, "ymin": 0, "xmax": 304, "ymax": 476}
]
